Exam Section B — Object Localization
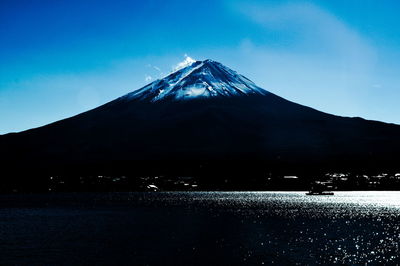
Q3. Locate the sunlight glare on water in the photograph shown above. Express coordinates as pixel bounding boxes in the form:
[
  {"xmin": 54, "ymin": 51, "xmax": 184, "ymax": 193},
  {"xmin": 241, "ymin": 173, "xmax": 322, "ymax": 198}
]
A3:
[
  {"xmin": 139, "ymin": 191, "xmax": 400, "ymax": 264},
  {"xmin": 1, "ymin": 191, "xmax": 399, "ymax": 265}
]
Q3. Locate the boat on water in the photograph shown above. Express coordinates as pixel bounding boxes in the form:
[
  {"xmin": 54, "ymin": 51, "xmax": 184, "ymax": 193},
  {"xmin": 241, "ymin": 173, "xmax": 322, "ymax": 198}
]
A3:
[
  {"xmin": 306, "ymin": 181, "xmax": 334, "ymax": 195},
  {"xmin": 306, "ymin": 191, "xmax": 334, "ymax": 195}
]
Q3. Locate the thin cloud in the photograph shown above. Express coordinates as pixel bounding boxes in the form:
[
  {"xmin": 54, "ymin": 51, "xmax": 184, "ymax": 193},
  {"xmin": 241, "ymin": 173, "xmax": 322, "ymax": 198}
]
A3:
[
  {"xmin": 237, "ymin": 2, "xmax": 375, "ymax": 65},
  {"xmin": 173, "ymin": 54, "xmax": 196, "ymax": 72},
  {"xmin": 146, "ymin": 64, "xmax": 163, "ymax": 78},
  {"xmin": 223, "ymin": 1, "xmax": 378, "ymax": 118},
  {"xmin": 372, "ymin": 84, "xmax": 382, "ymax": 89}
]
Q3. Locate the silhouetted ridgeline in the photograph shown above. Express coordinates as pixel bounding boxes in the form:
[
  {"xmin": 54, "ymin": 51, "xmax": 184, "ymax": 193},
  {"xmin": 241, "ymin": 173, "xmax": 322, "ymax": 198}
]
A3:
[{"xmin": 1, "ymin": 60, "xmax": 400, "ymax": 192}]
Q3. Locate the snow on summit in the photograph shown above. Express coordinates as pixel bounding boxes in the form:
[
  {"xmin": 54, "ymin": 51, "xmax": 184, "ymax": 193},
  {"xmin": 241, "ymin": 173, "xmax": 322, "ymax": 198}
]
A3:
[{"xmin": 123, "ymin": 59, "xmax": 269, "ymax": 102}]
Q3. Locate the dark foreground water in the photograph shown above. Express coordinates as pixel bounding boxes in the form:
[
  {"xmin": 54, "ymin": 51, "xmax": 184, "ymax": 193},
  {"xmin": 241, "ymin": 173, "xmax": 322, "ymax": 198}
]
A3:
[{"xmin": 0, "ymin": 192, "xmax": 399, "ymax": 265}]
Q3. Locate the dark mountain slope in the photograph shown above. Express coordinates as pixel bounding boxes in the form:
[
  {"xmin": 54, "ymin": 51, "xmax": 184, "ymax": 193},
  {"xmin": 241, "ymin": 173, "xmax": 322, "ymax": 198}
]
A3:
[{"xmin": 1, "ymin": 59, "xmax": 399, "ymax": 190}]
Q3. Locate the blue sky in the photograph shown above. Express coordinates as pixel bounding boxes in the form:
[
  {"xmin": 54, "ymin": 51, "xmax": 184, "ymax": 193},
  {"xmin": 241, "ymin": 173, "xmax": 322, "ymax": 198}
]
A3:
[{"xmin": 1, "ymin": 0, "xmax": 400, "ymax": 134}]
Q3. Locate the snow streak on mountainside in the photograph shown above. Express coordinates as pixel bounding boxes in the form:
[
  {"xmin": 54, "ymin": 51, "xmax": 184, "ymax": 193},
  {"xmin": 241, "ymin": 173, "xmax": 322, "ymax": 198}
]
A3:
[{"xmin": 122, "ymin": 59, "xmax": 269, "ymax": 102}]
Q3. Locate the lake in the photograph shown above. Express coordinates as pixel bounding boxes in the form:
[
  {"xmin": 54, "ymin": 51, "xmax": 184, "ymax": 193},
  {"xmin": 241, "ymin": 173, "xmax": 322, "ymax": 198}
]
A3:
[{"xmin": 0, "ymin": 191, "xmax": 399, "ymax": 265}]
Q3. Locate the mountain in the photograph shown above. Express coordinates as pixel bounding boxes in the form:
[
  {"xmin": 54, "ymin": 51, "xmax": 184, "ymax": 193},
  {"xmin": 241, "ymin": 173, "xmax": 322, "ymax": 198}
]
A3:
[
  {"xmin": 1, "ymin": 59, "xmax": 400, "ymax": 191},
  {"xmin": 124, "ymin": 59, "xmax": 268, "ymax": 102}
]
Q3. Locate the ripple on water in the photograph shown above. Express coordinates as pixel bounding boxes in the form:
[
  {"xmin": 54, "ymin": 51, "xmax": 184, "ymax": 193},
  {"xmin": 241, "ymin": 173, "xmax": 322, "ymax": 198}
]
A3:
[
  {"xmin": 0, "ymin": 191, "xmax": 399, "ymax": 265},
  {"xmin": 136, "ymin": 191, "xmax": 400, "ymax": 264}
]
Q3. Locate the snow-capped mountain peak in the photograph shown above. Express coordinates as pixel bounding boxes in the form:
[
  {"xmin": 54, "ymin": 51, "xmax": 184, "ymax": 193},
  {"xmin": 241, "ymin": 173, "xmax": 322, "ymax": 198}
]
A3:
[{"xmin": 122, "ymin": 59, "xmax": 269, "ymax": 102}]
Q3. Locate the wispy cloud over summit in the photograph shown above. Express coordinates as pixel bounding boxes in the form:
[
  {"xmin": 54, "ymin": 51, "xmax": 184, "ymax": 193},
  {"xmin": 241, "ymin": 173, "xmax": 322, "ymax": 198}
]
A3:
[{"xmin": 173, "ymin": 54, "xmax": 196, "ymax": 72}]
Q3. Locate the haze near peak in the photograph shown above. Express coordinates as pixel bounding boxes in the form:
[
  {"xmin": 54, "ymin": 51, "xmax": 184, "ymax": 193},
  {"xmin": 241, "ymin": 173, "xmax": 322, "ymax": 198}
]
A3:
[{"xmin": 173, "ymin": 55, "xmax": 196, "ymax": 72}]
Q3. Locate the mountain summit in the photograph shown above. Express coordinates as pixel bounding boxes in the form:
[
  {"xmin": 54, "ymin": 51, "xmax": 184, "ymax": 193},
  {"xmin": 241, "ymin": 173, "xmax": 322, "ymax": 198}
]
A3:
[
  {"xmin": 1, "ymin": 59, "xmax": 400, "ymax": 191},
  {"xmin": 122, "ymin": 59, "xmax": 268, "ymax": 102}
]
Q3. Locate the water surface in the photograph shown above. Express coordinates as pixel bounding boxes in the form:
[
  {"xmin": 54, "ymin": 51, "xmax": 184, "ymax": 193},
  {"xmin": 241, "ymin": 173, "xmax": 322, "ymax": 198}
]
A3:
[{"xmin": 0, "ymin": 192, "xmax": 399, "ymax": 265}]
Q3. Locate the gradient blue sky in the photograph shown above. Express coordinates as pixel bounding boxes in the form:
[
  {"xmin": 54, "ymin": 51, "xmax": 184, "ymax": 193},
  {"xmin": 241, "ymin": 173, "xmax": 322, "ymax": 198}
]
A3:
[{"xmin": 1, "ymin": 0, "xmax": 400, "ymax": 134}]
